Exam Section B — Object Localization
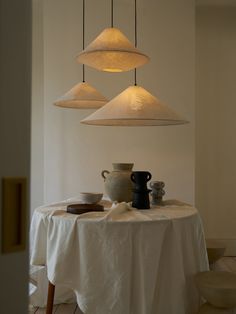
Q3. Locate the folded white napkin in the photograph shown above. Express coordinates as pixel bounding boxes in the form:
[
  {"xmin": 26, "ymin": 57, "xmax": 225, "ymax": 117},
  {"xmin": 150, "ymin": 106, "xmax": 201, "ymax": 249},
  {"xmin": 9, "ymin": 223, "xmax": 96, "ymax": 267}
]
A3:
[
  {"xmin": 103, "ymin": 202, "xmax": 152, "ymax": 221},
  {"xmin": 111, "ymin": 201, "xmax": 133, "ymax": 212},
  {"xmin": 104, "ymin": 202, "xmax": 133, "ymax": 219}
]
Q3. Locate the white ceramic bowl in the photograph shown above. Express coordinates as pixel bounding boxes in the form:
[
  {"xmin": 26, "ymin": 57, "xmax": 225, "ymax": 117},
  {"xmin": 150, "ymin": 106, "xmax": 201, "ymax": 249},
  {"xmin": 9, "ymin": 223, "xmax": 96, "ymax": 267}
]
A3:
[{"xmin": 79, "ymin": 192, "xmax": 103, "ymax": 204}]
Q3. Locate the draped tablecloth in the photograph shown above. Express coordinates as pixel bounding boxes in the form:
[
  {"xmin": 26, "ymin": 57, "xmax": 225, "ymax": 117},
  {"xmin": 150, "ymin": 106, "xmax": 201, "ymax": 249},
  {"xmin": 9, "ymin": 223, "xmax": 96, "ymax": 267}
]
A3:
[{"xmin": 30, "ymin": 199, "xmax": 209, "ymax": 314}]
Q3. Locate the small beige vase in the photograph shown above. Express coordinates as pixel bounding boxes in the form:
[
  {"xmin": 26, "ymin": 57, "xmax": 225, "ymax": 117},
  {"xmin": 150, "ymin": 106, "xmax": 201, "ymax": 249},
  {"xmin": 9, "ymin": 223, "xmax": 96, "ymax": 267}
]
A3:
[{"xmin": 101, "ymin": 163, "xmax": 134, "ymax": 202}]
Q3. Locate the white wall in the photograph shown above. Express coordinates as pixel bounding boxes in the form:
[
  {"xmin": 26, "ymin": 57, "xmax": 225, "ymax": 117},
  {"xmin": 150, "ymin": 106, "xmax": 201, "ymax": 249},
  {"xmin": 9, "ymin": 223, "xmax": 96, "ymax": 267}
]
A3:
[
  {"xmin": 0, "ymin": 0, "xmax": 31, "ymax": 312},
  {"xmin": 196, "ymin": 5, "xmax": 236, "ymax": 254},
  {"xmin": 32, "ymin": 0, "xmax": 195, "ymax": 209}
]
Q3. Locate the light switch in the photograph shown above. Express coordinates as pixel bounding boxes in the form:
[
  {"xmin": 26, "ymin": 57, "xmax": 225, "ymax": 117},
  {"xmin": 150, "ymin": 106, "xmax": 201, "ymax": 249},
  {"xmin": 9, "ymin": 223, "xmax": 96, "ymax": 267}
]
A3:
[{"xmin": 1, "ymin": 177, "xmax": 27, "ymax": 253}]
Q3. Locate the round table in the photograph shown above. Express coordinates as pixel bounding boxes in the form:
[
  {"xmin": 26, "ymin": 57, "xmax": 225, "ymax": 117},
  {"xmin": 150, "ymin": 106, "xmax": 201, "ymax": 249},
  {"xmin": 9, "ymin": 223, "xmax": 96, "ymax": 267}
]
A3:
[{"xmin": 30, "ymin": 199, "xmax": 209, "ymax": 314}]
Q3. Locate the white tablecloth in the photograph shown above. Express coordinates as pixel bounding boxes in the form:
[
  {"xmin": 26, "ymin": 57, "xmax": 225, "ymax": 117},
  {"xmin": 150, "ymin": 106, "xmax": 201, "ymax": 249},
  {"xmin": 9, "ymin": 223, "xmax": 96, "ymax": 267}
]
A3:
[{"xmin": 30, "ymin": 200, "xmax": 209, "ymax": 314}]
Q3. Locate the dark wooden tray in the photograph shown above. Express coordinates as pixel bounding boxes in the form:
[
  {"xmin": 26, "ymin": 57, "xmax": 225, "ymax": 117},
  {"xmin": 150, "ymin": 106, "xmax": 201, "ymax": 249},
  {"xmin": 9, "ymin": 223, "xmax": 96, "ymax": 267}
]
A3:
[{"xmin": 67, "ymin": 203, "xmax": 104, "ymax": 215}]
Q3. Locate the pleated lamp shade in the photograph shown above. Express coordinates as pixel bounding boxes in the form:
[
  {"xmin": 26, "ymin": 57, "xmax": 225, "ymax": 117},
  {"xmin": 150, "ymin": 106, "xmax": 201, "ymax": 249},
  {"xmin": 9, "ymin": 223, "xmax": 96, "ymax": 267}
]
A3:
[
  {"xmin": 77, "ymin": 28, "xmax": 149, "ymax": 72},
  {"xmin": 81, "ymin": 85, "xmax": 188, "ymax": 126},
  {"xmin": 54, "ymin": 82, "xmax": 108, "ymax": 109}
]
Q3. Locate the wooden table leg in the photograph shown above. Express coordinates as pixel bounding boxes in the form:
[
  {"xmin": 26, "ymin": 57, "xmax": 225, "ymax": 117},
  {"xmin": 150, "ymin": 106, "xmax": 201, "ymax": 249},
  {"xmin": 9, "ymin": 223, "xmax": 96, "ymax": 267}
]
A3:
[{"xmin": 46, "ymin": 281, "xmax": 55, "ymax": 314}]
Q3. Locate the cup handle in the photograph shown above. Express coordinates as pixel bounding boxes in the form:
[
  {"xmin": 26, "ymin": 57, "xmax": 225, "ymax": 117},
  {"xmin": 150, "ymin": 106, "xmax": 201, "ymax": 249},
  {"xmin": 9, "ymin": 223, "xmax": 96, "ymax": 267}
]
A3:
[
  {"xmin": 131, "ymin": 173, "xmax": 135, "ymax": 183},
  {"xmin": 101, "ymin": 170, "xmax": 109, "ymax": 180},
  {"xmin": 147, "ymin": 172, "xmax": 152, "ymax": 182}
]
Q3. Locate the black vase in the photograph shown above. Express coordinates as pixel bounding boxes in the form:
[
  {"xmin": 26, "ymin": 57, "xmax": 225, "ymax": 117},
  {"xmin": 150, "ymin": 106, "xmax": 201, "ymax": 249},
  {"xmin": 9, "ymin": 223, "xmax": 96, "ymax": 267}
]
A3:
[{"xmin": 131, "ymin": 171, "xmax": 152, "ymax": 209}]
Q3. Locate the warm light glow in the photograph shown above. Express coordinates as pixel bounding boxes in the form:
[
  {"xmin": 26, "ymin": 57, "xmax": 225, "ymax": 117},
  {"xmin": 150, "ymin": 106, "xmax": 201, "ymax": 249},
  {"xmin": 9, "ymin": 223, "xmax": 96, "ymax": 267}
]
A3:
[
  {"xmin": 77, "ymin": 28, "xmax": 149, "ymax": 72},
  {"xmin": 103, "ymin": 68, "xmax": 123, "ymax": 72},
  {"xmin": 54, "ymin": 82, "xmax": 108, "ymax": 109},
  {"xmin": 81, "ymin": 85, "xmax": 189, "ymax": 126}
]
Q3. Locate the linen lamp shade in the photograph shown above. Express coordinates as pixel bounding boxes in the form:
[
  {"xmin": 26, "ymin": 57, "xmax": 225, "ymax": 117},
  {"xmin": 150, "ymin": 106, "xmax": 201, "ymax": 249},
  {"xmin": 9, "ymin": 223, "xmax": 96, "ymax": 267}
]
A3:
[
  {"xmin": 54, "ymin": 82, "xmax": 108, "ymax": 109},
  {"xmin": 81, "ymin": 85, "xmax": 188, "ymax": 126},
  {"xmin": 77, "ymin": 28, "xmax": 149, "ymax": 72}
]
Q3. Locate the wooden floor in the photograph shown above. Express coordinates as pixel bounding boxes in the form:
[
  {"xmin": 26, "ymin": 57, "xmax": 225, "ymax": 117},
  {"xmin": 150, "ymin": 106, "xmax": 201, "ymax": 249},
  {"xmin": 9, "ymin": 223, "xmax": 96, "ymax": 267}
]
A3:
[
  {"xmin": 29, "ymin": 257, "xmax": 236, "ymax": 314},
  {"xmin": 29, "ymin": 303, "xmax": 82, "ymax": 314}
]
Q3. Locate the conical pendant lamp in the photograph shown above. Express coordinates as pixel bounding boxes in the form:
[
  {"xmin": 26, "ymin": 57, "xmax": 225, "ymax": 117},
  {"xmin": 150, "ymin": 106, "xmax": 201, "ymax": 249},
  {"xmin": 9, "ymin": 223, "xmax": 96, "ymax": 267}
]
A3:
[
  {"xmin": 81, "ymin": 85, "xmax": 188, "ymax": 126},
  {"xmin": 54, "ymin": 0, "xmax": 107, "ymax": 109},
  {"xmin": 54, "ymin": 81, "xmax": 107, "ymax": 109},
  {"xmin": 77, "ymin": 0, "xmax": 149, "ymax": 72},
  {"xmin": 77, "ymin": 27, "xmax": 149, "ymax": 72}
]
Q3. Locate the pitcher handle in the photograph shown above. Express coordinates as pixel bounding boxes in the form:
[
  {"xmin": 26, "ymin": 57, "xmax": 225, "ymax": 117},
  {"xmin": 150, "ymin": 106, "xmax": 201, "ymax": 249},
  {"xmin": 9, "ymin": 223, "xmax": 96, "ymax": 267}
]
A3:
[
  {"xmin": 101, "ymin": 170, "xmax": 109, "ymax": 180},
  {"xmin": 147, "ymin": 172, "xmax": 152, "ymax": 182},
  {"xmin": 131, "ymin": 173, "xmax": 135, "ymax": 183}
]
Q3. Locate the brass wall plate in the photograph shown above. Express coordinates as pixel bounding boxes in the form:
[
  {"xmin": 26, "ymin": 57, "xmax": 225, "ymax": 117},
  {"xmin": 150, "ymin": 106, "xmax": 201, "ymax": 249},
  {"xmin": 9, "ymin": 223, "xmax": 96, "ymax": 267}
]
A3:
[{"xmin": 1, "ymin": 177, "xmax": 27, "ymax": 253}]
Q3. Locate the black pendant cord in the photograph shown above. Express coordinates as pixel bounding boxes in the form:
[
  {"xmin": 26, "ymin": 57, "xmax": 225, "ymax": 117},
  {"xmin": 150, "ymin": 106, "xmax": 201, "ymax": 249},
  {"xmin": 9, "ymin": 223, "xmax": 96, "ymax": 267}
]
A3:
[
  {"xmin": 111, "ymin": 0, "xmax": 114, "ymax": 28},
  {"xmin": 134, "ymin": 0, "xmax": 137, "ymax": 86},
  {"xmin": 82, "ymin": 65, "xmax": 85, "ymax": 82},
  {"xmin": 82, "ymin": 0, "xmax": 85, "ymax": 82}
]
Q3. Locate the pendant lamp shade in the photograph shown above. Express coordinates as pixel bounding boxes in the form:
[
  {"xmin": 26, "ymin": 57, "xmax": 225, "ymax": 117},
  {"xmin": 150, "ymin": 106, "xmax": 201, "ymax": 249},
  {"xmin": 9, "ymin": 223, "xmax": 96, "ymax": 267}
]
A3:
[
  {"xmin": 77, "ymin": 28, "xmax": 149, "ymax": 72},
  {"xmin": 54, "ymin": 82, "xmax": 108, "ymax": 109},
  {"xmin": 81, "ymin": 86, "xmax": 188, "ymax": 126}
]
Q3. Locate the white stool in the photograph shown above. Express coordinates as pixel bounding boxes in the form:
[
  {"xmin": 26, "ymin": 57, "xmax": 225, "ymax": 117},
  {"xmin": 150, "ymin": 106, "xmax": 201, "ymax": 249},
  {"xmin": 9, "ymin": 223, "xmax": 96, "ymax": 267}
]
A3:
[{"xmin": 195, "ymin": 271, "xmax": 236, "ymax": 313}]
